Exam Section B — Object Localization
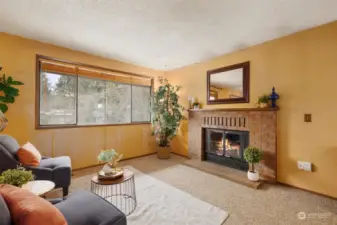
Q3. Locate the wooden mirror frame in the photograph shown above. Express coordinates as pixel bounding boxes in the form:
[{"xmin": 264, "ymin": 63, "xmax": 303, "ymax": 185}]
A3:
[{"xmin": 207, "ymin": 61, "xmax": 250, "ymax": 105}]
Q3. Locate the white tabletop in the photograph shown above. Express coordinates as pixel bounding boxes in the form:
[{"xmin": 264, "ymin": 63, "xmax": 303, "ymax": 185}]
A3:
[{"xmin": 22, "ymin": 180, "xmax": 55, "ymax": 196}]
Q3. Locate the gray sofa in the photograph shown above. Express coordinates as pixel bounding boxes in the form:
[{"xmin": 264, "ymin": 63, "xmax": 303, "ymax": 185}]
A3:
[
  {"xmin": 0, "ymin": 190, "xmax": 127, "ymax": 225},
  {"xmin": 0, "ymin": 135, "xmax": 71, "ymax": 197}
]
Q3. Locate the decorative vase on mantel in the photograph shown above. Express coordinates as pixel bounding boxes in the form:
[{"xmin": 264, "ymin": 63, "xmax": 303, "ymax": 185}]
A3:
[{"xmin": 269, "ymin": 87, "xmax": 279, "ymax": 108}]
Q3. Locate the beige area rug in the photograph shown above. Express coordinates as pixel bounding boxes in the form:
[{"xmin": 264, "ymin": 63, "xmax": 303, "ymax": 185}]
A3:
[{"xmin": 71, "ymin": 166, "xmax": 228, "ymax": 225}]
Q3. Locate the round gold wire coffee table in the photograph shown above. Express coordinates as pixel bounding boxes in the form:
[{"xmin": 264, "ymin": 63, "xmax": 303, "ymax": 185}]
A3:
[{"xmin": 91, "ymin": 168, "xmax": 137, "ymax": 216}]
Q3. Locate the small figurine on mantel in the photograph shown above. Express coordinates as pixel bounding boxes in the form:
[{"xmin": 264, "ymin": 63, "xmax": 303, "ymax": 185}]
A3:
[{"xmin": 269, "ymin": 87, "xmax": 279, "ymax": 108}]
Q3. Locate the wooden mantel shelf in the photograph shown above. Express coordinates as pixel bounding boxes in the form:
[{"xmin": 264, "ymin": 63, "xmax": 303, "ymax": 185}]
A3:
[{"xmin": 188, "ymin": 106, "xmax": 279, "ymax": 112}]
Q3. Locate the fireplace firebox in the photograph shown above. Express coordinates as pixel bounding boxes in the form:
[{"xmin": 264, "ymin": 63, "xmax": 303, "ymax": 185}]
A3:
[{"xmin": 204, "ymin": 128, "xmax": 249, "ymax": 171}]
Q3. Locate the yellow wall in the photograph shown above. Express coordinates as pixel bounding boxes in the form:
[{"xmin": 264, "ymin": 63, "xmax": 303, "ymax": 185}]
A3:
[
  {"xmin": 0, "ymin": 32, "xmax": 164, "ymax": 169},
  {"xmin": 167, "ymin": 21, "xmax": 337, "ymax": 198}
]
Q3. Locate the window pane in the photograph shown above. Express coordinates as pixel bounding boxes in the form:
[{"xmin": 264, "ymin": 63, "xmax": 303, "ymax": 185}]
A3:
[
  {"xmin": 40, "ymin": 72, "xmax": 76, "ymax": 125},
  {"xmin": 132, "ymin": 85, "xmax": 151, "ymax": 122},
  {"xmin": 78, "ymin": 77, "xmax": 107, "ymax": 125},
  {"xmin": 106, "ymin": 82, "xmax": 131, "ymax": 124}
]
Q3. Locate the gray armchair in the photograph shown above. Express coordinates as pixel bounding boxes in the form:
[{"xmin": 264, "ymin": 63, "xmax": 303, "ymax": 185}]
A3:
[{"xmin": 0, "ymin": 135, "xmax": 71, "ymax": 197}]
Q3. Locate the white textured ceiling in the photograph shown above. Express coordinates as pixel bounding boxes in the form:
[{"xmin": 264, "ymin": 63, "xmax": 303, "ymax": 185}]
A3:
[{"xmin": 0, "ymin": 0, "xmax": 337, "ymax": 70}]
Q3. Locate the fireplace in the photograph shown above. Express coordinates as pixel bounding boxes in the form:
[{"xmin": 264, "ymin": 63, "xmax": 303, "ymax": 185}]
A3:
[{"xmin": 204, "ymin": 128, "xmax": 249, "ymax": 171}]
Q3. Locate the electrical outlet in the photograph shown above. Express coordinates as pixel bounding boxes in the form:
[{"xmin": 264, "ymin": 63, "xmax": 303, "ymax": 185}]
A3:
[
  {"xmin": 297, "ymin": 161, "xmax": 312, "ymax": 172},
  {"xmin": 304, "ymin": 114, "xmax": 312, "ymax": 122}
]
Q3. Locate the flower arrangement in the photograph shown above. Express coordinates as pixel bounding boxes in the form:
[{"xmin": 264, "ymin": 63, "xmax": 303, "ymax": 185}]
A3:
[
  {"xmin": 97, "ymin": 149, "xmax": 123, "ymax": 168},
  {"xmin": 0, "ymin": 167, "xmax": 34, "ymax": 187}
]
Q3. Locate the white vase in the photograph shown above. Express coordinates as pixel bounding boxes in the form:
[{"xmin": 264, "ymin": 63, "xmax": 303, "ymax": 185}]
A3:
[
  {"xmin": 259, "ymin": 103, "xmax": 268, "ymax": 108},
  {"xmin": 247, "ymin": 170, "xmax": 260, "ymax": 181},
  {"xmin": 102, "ymin": 164, "xmax": 114, "ymax": 174}
]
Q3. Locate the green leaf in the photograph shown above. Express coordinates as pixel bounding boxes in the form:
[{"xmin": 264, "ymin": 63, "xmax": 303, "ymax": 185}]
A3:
[
  {"xmin": 0, "ymin": 104, "xmax": 8, "ymax": 113},
  {"xmin": 0, "ymin": 95, "xmax": 14, "ymax": 103},
  {"xmin": 4, "ymin": 86, "xmax": 19, "ymax": 97},
  {"xmin": 11, "ymin": 81, "xmax": 24, "ymax": 85},
  {"xmin": 7, "ymin": 76, "xmax": 13, "ymax": 84},
  {"xmin": 0, "ymin": 71, "xmax": 24, "ymax": 110}
]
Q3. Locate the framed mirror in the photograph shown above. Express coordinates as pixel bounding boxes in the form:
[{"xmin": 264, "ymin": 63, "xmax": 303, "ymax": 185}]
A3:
[{"xmin": 207, "ymin": 61, "xmax": 250, "ymax": 104}]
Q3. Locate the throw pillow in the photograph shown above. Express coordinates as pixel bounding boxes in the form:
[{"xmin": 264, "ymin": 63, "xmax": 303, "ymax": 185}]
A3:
[
  {"xmin": 17, "ymin": 142, "xmax": 42, "ymax": 166},
  {"xmin": 0, "ymin": 184, "xmax": 67, "ymax": 225}
]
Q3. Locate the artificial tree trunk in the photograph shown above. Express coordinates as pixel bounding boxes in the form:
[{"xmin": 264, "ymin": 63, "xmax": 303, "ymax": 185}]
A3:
[{"xmin": 250, "ymin": 163, "xmax": 255, "ymax": 173}]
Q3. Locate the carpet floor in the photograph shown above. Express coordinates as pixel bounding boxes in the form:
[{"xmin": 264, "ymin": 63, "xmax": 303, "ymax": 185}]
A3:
[{"xmin": 49, "ymin": 154, "xmax": 337, "ymax": 225}]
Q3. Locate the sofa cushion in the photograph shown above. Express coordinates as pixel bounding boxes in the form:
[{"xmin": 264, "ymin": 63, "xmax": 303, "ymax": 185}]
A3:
[
  {"xmin": 56, "ymin": 190, "xmax": 126, "ymax": 225},
  {"xmin": 0, "ymin": 196, "xmax": 11, "ymax": 225},
  {"xmin": 0, "ymin": 135, "xmax": 20, "ymax": 156},
  {"xmin": 17, "ymin": 142, "xmax": 42, "ymax": 166},
  {"xmin": 0, "ymin": 184, "xmax": 67, "ymax": 225}
]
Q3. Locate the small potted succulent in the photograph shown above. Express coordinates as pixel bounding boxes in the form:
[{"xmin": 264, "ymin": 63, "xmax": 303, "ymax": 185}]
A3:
[
  {"xmin": 257, "ymin": 94, "xmax": 269, "ymax": 108},
  {"xmin": 243, "ymin": 146, "xmax": 262, "ymax": 181},
  {"xmin": 97, "ymin": 149, "xmax": 123, "ymax": 174},
  {"xmin": 193, "ymin": 101, "xmax": 200, "ymax": 109},
  {"xmin": 0, "ymin": 167, "xmax": 34, "ymax": 187}
]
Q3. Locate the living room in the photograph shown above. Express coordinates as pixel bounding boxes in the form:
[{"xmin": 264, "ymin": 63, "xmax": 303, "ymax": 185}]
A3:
[{"xmin": 0, "ymin": 1, "xmax": 336, "ymax": 225}]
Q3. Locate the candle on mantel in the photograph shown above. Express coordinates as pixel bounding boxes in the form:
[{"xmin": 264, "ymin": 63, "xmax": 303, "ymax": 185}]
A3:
[{"xmin": 188, "ymin": 96, "xmax": 194, "ymax": 109}]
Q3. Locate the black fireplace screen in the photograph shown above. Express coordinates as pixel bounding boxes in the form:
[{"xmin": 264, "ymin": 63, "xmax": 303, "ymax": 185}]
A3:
[{"xmin": 205, "ymin": 128, "xmax": 249, "ymax": 171}]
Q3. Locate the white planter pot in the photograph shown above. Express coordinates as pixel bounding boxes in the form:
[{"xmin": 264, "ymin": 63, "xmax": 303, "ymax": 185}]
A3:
[
  {"xmin": 259, "ymin": 103, "xmax": 268, "ymax": 108},
  {"xmin": 247, "ymin": 170, "xmax": 260, "ymax": 181},
  {"xmin": 102, "ymin": 164, "xmax": 114, "ymax": 174}
]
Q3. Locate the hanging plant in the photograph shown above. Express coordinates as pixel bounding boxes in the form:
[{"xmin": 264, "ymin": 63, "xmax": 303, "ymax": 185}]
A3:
[{"xmin": 0, "ymin": 66, "xmax": 24, "ymax": 113}]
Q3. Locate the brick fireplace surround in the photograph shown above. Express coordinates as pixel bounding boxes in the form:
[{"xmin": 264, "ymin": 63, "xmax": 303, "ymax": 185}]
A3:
[{"xmin": 188, "ymin": 107, "xmax": 278, "ymax": 181}]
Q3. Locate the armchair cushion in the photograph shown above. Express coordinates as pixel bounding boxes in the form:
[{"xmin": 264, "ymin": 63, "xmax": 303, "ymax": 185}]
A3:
[
  {"xmin": 56, "ymin": 190, "xmax": 126, "ymax": 225},
  {"xmin": 0, "ymin": 135, "xmax": 20, "ymax": 157},
  {"xmin": 40, "ymin": 156, "xmax": 71, "ymax": 187},
  {"xmin": 40, "ymin": 156, "xmax": 71, "ymax": 169},
  {"xmin": 25, "ymin": 166, "xmax": 53, "ymax": 180},
  {"xmin": 0, "ymin": 135, "xmax": 21, "ymax": 171}
]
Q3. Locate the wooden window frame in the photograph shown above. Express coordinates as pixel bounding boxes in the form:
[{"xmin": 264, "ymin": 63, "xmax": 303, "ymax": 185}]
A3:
[{"xmin": 35, "ymin": 55, "xmax": 154, "ymax": 129}]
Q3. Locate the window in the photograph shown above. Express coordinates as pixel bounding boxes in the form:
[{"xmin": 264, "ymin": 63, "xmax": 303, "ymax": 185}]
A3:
[
  {"xmin": 40, "ymin": 73, "xmax": 77, "ymax": 125},
  {"xmin": 37, "ymin": 55, "xmax": 152, "ymax": 128}
]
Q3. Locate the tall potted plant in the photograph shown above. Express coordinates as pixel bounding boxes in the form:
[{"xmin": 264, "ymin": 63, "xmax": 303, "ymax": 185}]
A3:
[
  {"xmin": 151, "ymin": 77, "xmax": 185, "ymax": 159},
  {"xmin": 243, "ymin": 146, "xmax": 262, "ymax": 181}
]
